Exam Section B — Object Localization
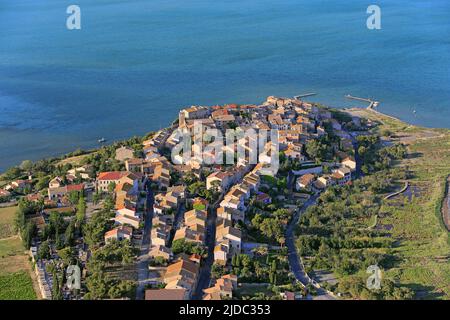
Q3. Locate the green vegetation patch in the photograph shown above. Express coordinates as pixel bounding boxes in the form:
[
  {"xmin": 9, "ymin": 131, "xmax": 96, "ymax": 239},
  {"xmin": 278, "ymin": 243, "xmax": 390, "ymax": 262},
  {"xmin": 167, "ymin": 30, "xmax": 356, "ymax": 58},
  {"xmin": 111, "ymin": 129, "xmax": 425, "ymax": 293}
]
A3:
[
  {"xmin": 0, "ymin": 206, "xmax": 17, "ymax": 239},
  {"xmin": 341, "ymin": 109, "xmax": 450, "ymax": 299},
  {"xmin": 0, "ymin": 236, "xmax": 24, "ymax": 258},
  {"xmin": 0, "ymin": 271, "xmax": 37, "ymax": 300}
]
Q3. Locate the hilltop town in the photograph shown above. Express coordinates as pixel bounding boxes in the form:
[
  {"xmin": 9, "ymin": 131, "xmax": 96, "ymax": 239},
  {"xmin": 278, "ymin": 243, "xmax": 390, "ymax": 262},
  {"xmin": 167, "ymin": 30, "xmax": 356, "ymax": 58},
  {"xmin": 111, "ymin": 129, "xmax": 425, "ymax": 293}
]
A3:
[{"xmin": 2, "ymin": 95, "xmax": 436, "ymax": 301}]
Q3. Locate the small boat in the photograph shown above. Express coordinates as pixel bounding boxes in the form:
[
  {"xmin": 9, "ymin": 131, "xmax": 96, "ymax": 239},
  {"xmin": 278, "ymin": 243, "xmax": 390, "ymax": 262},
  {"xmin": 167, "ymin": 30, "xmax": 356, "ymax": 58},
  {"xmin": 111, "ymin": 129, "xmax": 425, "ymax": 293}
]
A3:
[
  {"xmin": 98, "ymin": 138, "xmax": 106, "ymax": 143},
  {"xmin": 413, "ymin": 110, "xmax": 417, "ymax": 114}
]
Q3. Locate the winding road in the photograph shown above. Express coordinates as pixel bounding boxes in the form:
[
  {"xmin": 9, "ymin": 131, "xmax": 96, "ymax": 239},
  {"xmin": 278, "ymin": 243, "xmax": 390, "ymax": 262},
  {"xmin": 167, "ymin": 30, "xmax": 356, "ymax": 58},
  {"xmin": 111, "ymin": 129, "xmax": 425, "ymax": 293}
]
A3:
[
  {"xmin": 285, "ymin": 172, "xmax": 336, "ymax": 300},
  {"xmin": 284, "ymin": 130, "xmax": 365, "ymax": 300}
]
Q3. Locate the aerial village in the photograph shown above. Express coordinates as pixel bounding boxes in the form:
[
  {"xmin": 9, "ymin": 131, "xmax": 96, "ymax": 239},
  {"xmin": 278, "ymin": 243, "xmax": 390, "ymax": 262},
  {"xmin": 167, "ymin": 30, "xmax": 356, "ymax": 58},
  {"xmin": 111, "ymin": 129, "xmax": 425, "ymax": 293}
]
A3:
[{"xmin": 0, "ymin": 96, "xmax": 368, "ymax": 300}]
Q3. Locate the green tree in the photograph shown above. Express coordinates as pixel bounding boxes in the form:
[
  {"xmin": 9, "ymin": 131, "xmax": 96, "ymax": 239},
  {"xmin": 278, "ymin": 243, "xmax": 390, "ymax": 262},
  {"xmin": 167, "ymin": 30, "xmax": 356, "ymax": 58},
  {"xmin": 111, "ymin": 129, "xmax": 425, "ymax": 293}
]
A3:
[
  {"xmin": 211, "ymin": 263, "xmax": 226, "ymax": 279},
  {"xmin": 21, "ymin": 221, "xmax": 36, "ymax": 249},
  {"xmin": 38, "ymin": 240, "xmax": 51, "ymax": 260},
  {"xmin": 4, "ymin": 166, "xmax": 22, "ymax": 180},
  {"xmin": 85, "ymin": 270, "xmax": 109, "ymax": 300},
  {"xmin": 35, "ymin": 176, "xmax": 50, "ymax": 191},
  {"xmin": 271, "ymin": 259, "xmax": 277, "ymax": 273},
  {"xmin": 68, "ymin": 191, "xmax": 81, "ymax": 205},
  {"xmin": 93, "ymin": 192, "xmax": 101, "ymax": 205},
  {"xmin": 49, "ymin": 211, "xmax": 65, "ymax": 237},
  {"xmin": 82, "ymin": 211, "xmax": 110, "ymax": 248},
  {"xmin": 76, "ymin": 196, "xmax": 86, "ymax": 227},
  {"xmin": 52, "ymin": 270, "xmax": 63, "ymax": 300},
  {"xmin": 107, "ymin": 280, "xmax": 136, "ymax": 299},
  {"xmin": 20, "ymin": 160, "xmax": 33, "ymax": 173},
  {"xmin": 65, "ymin": 220, "xmax": 76, "ymax": 247},
  {"xmin": 55, "ymin": 232, "xmax": 64, "ymax": 250},
  {"xmin": 58, "ymin": 247, "xmax": 76, "ymax": 266},
  {"xmin": 14, "ymin": 208, "xmax": 25, "ymax": 233},
  {"xmin": 107, "ymin": 182, "xmax": 116, "ymax": 194}
]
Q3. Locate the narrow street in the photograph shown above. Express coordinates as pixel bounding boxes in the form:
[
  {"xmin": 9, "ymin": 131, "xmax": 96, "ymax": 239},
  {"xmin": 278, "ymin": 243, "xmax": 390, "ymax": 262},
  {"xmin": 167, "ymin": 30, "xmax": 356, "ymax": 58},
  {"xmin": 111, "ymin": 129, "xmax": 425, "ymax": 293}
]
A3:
[
  {"xmin": 135, "ymin": 182, "xmax": 154, "ymax": 300},
  {"xmin": 167, "ymin": 203, "xmax": 185, "ymax": 247},
  {"xmin": 192, "ymin": 194, "xmax": 224, "ymax": 300}
]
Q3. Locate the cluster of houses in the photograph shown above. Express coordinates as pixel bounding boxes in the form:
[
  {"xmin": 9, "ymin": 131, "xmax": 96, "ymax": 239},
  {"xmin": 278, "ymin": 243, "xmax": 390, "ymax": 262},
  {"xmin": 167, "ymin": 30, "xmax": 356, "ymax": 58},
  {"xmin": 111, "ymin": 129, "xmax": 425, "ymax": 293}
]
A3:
[
  {"xmin": 103, "ymin": 133, "xmax": 177, "ymax": 242},
  {"xmin": 203, "ymin": 274, "xmax": 238, "ymax": 300},
  {"xmin": 148, "ymin": 194, "xmax": 212, "ymax": 299},
  {"xmin": 294, "ymin": 157, "xmax": 356, "ymax": 192},
  {"xmin": 0, "ymin": 188, "xmax": 12, "ymax": 200},
  {"xmin": 1, "ymin": 95, "xmax": 368, "ymax": 300},
  {"xmin": 1, "ymin": 178, "xmax": 33, "ymax": 200},
  {"xmin": 3, "ymin": 178, "xmax": 32, "ymax": 191},
  {"xmin": 145, "ymin": 254, "xmax": 201, "ymax": 300},
  {"xmin": 151, "ymin": 187, "xmax": 186, "ymax": 249},
  {"xmin": 143, "ymin": 96, "xmax": 363, "ymax": 300},
  {"xmin": 164, "ymin": 96, "xmax": 362, "ymax": 177},
  {"xmin": 97, "ymin": 171, "xmax": 143, "ymax": 239},
  {"xmin": 212, "ymin": 168, "xmax": 263, "ymax": 267},
  {"xmin": 44, "ymin": 165, "xmax": 96, "ymax": 206}
]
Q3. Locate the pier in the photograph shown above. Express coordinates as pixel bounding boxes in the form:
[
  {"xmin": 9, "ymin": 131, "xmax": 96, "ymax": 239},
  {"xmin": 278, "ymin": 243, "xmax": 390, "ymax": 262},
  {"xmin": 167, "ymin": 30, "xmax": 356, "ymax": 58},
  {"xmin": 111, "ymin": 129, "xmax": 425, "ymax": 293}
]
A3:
[
  {"xmin": 294, "ymin": 93, "xmax": 317, "ymax": 100},
  {"xmin": 345, "ymin": 94, "xmax": 379, "ymax": 109}
]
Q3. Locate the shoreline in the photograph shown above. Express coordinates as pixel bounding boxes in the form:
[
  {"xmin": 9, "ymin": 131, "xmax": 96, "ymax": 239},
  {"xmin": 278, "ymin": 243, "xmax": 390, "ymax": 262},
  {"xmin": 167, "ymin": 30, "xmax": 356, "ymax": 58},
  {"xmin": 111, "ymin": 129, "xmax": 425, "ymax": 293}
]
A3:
[{"xmin": 0, "ymin": 102, "xmax": 444, "ymax": 176}]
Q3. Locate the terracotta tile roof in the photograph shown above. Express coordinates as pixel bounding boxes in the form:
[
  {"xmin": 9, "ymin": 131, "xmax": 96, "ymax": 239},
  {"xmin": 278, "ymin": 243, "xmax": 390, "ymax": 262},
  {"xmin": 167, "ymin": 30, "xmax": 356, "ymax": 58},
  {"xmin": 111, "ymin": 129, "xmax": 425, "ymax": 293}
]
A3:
[
  {"xmin": 211, "ymin": 109, "xmax": 229, "ymax": 117},
  {"xmin": 331, "ymin": 172, "xmax": 344, "ymax": 179},
  {"xmin": 145, "ymin": 289, "xmax": 187, "ymax": 300},
  {"xmin": 0, "ymin": 189, "xmax": 11, "ymax": 197},
  {"xmin": 299, "ymin": 173, "xmax": 315, "ymax": 186},
  {"xmin": 66, "ymin": 183, "xmax": 84, "ymax": 192},
  {"xmin": 104, "ymin": 228, "xmax": 119, "ymax": 238},
  {"xmin": 165, "ymin": 259, "xmax": 199, "ymax": 279},
  {"xmin": 256, "ymin": 192, "xmax": 271, "ymax": 202},
  {"xmin": 97, "ymin": 171, "xmax": 128, "ymax": 180}
]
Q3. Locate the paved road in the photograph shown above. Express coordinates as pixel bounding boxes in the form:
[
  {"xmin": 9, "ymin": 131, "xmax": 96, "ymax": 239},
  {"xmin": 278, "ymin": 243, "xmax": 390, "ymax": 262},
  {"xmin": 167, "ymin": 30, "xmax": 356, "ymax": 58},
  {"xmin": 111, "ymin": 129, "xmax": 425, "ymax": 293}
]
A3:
[
  {"xmin": 192, "ymin": 194, "xmax": 224, "ymax": 300},
  {"xmin": 283, "ymin": 129, "xmax": 366, "ymax": 300},
  {"xmin": 0, "ymin": 200, "xmax": 17, "ymax": 208},
  {"xmin": 285, "ymin": 172, "xmax": 336, "ymax": 300},
  {"xmin": 135, "ymin": 182, "xmax": 154, "ymax": 300},
  {"xmin": 167, "ymin": 203, "xmax": 185, "ymax": 247}
]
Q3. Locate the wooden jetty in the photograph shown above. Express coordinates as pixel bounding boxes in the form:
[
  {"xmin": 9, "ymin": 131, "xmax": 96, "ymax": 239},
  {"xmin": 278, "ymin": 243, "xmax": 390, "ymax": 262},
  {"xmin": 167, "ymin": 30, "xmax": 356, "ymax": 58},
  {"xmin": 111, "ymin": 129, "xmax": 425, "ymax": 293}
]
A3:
[
  {"xmin": 294, "ymin": 93, "xmax": 317, "ymax": 100},
  {"xmin": 345, "ymin": 94, "xmax": 379, "ymax": 109}
]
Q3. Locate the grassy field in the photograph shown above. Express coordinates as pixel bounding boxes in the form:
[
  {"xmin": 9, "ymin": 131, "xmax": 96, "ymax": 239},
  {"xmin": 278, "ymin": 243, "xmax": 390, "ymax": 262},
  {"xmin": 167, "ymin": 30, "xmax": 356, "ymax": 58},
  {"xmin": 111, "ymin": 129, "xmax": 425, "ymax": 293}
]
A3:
[
  {"xmin": 56, "ymin": 151, "xmax": 95, "ymax": 166},
  {"xmin": 0, "ymin": 206, "xmax": 17, "ymax": 239},
  {"xmin": 0, "ymin": 271, "xmax": 37, "ymax": 300},
  {"xmin": 0, "ymin": 236, "xmax": 24, "ymax": 258},
  {"xmin": 235, "ymin": 283, "xmax": 275, "ymax": 298},
  {"xmin": 0, "ymin": 236, "xmax": 38, "ymax": 300},
  {"xmin": 0, "ymin": 206, "xmax": 39, "ymax": 300},
  {"xmin": 347, "ymin": 108, "xmax": 450, "ymax": 299}
]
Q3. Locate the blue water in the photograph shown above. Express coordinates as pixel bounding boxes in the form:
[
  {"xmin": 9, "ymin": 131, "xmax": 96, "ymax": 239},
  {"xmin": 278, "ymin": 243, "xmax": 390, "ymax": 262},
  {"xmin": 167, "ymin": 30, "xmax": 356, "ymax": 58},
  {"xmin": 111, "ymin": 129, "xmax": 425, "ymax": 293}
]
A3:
[{"xmin": 1, "ymin": 0, "xmax": 450, "ymax": 171}]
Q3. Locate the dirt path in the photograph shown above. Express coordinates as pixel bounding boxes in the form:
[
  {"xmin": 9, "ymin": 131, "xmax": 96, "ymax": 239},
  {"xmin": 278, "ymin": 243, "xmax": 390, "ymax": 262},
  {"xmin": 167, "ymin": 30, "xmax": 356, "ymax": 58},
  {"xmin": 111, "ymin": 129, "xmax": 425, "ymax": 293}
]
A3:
[
  {"xmin": 442, "ymin": 176, "xmax": 450, "ymax": 232},
  {"xmin": 385, "ymin": 182, "xmax": 409, "ymax": 200},
  {"xmin": 26, "ymin": 257, "xmax": 43, "ymax": 300}
]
